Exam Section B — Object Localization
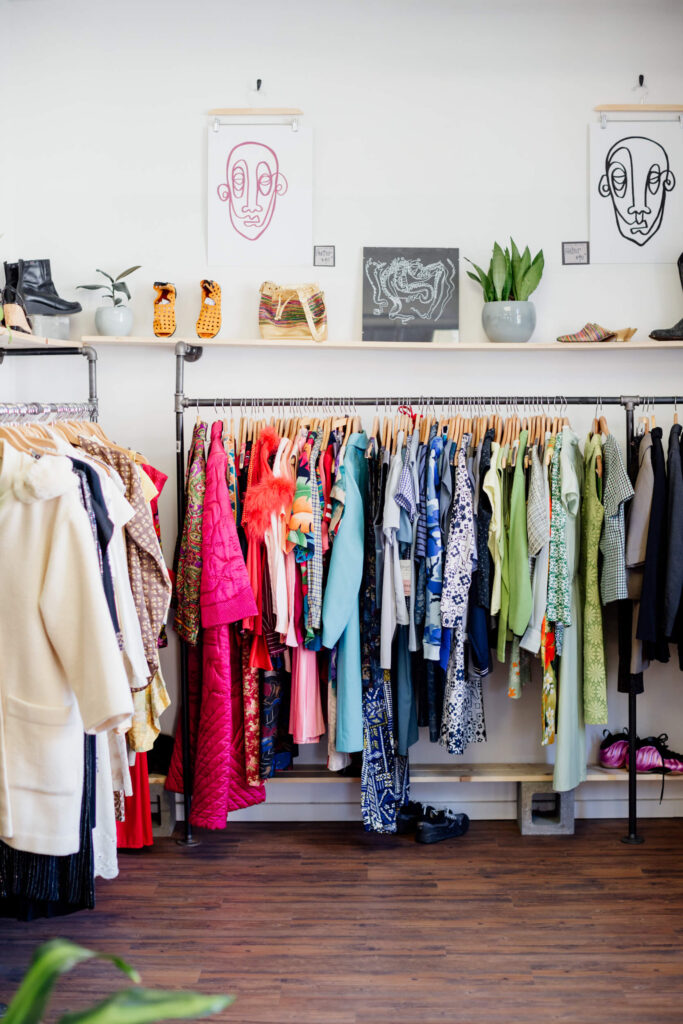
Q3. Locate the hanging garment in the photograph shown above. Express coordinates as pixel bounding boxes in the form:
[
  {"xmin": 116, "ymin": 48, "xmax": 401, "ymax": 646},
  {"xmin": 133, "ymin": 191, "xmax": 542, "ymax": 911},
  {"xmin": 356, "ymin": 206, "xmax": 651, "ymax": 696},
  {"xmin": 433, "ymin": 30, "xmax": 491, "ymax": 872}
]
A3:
[
  {"xmin": 507, "ymin": 429, "xmax": 532, "ymax": 637},
  {"xmin": 360, "ymin": 439, "xmax": 400, "ymax": 833},
  {"xmin": 580, "ymin": 434, "xmax": 608, "ymax": 724},
  {"xmin": 637, "ymin": 427, "xmax": 670, "ymax": 663},
  {"xmin": 521, "ymin": 443, "xmax": 550, "ymax": 654},
  {"xmin": 496, "ymin": 445, "xmax": 512, "ymax": 662},
  {"xmin": 0, "ymin": 442, "xmax": 133, "ymax": 857},
  {"xmin": 600, "ymin": 433, "xmax": 634, "ymax": 605},
  {"xmin": 553, "ymin": 428, "xmax": 586, "ymax": 793},
  {"xmin": 476, "ymin": 428, "xmax": 494, "ymax": 609},
  {"xmin": 483, "ymin": 439, "xmax": 503, "ymax": 615},
  {"xmin": 423, "ymin": 433, "xmax": 444, "ymax": 661},
  {"xmin": 115, "ymin": 753, "xmax": 153, "ymax": 850},
  {"xmin": 440, "ymin": 435, "xmax": 486, "ymax": 755},
  {"xmin": 547, "ymin": 431, "xmax": 570, "ymax": 637},
  {"xmin": 625, "ymin": 433, "xmax": 653, "ymax": 678},
  {"xmin": 322, "ymin": 432, "xmax": 369, "ymax": 753},
  {"xmin": 380, "ymin": 432, "xmax": 410, "ymax": 668},
  {"xmin": 664, "ymin": 423, "xmax": 683, "ymax": 637},
  {"xmin": 190, "ymin": 422, "xmax": 264, "ymax": 828},
  {"xmin": 80, "ymin": 438, "xmax": 172, "ymax": 680},
  {"xmin": 0, "ymin": 737, "xmax": 96, "ymax": 920}
]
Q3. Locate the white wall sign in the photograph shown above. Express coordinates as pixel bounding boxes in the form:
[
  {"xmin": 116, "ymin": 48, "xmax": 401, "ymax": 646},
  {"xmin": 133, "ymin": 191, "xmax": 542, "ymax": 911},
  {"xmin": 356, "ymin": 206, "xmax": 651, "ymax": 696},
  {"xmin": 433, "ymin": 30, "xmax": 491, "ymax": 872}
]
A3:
[
  {"xmin": 590, "ymin": 122, "xmax": 682, "ymax": 264},
  {"xmin": 207, "ymin": 122, "xmax": 312, "ymax": 266}
]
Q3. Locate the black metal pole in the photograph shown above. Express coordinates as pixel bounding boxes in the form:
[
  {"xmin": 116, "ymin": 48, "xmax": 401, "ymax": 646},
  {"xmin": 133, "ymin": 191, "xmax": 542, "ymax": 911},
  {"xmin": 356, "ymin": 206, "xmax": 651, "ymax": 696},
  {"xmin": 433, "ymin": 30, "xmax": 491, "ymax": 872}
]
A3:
[
  {"xmin": 175, "ymin": 343, "xmax": 199, "ymax": 846},
  {"xmin": 621, "ymin": 399, "xmax": 644, "ymax": 845}
]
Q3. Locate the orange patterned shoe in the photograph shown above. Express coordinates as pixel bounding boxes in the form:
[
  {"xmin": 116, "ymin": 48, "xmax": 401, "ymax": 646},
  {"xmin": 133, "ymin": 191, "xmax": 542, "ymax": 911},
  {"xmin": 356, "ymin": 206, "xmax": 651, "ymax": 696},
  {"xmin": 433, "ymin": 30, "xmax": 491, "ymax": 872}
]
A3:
[
  {"xmin": 196, "ymin": 279, "xmax": 221, "ymax": 339},
  {"xmin": 153, "ymin": 281, "xmax": 176, "ymax": 338}
]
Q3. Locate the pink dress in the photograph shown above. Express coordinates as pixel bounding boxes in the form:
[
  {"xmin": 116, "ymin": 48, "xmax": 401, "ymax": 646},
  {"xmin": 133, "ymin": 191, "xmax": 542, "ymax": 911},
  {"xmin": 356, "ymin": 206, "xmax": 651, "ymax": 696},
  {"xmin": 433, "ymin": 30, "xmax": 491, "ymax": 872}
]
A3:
[{"xmin": 191, "ymin": 422, "xmax": 265, "ymax": 827}]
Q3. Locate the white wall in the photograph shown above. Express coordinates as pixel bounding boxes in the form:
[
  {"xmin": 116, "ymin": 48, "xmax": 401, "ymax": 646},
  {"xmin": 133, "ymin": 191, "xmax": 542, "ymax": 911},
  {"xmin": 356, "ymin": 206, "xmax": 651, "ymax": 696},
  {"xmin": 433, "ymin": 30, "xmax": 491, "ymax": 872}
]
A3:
[{"xmin": 3, "ymin": 0, "xmax": 683, "ymax": 822}]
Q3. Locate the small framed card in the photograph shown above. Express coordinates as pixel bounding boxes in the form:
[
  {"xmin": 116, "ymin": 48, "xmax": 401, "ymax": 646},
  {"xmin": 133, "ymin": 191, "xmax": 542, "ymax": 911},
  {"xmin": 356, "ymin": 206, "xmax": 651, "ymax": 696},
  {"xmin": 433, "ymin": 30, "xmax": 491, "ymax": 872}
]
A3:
[
  {"xmin": 562, "ymin": 241, "xmax": 590, "ymax": 265},
  {"xmin": 314, "ymin": 245, "xmax": 335, "ymax": 267}
]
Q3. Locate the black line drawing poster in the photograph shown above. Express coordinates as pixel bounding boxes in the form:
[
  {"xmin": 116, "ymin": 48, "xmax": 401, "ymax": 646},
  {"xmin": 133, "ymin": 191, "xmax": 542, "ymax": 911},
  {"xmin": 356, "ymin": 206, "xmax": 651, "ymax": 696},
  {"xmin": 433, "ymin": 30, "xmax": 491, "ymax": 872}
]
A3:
[
  {"xmin": 590, "ymin": 123, "xmax": 682, "ymax": 263},
  {"xmin": 362, "ymin": 247, "xmax": 459, "ymax": 342}
]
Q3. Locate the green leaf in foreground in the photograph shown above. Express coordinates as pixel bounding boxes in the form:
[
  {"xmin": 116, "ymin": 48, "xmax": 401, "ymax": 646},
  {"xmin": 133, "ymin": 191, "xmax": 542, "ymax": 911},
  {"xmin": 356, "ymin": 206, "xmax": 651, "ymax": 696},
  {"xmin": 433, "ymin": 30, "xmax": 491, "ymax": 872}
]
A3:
[
  {"xmin": 58, "ymin": 989, "xmax": 235, "ymax": 1024},
  {"xmin": 4, "ymin": 940, "xmax": 139, "ymax": 1024}
]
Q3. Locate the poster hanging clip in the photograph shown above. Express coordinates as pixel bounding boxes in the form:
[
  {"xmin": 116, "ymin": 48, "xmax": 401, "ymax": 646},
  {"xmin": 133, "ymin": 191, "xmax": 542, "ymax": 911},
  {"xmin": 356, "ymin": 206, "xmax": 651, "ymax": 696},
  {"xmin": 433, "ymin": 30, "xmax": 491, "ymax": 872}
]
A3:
[
  {"xmin": 291, "ymin": 117, "xmax": 299, "ymax": 133},
  {"xmin": 212, "ymin": 117, "xmax": 220, "ymax": 133},
  {"xmin": 600, "ymin": 112, "xmax": 608, "ymax": 129}
]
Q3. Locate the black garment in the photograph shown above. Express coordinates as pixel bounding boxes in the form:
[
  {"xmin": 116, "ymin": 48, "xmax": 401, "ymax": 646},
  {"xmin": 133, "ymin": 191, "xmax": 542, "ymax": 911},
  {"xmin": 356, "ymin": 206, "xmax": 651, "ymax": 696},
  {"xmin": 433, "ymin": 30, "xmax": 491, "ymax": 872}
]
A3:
[
  {"xmin": 425, "ymin": 661, "xmax": 445, "ymax": 742},
  {"xmin": 617, "ymin": 600, "xmax": 644, "ymax": 695},
  {"xmin": 637, "ymin": 427, "xmax": 670, "ymax": 663},
  {"xmin": 0, "ymin": 737, "xmax": 96, "ymax": 920},
  {"xmin": 476, "ymin": 428, "xmax": 494, "ymax": 608},
  {"xmin": 664, "ymin": 424, "xmax": 683, "ymax": 638},
  {"xmin": 70, "ymin": 456, "xmax": 120, "ymax": 639}
]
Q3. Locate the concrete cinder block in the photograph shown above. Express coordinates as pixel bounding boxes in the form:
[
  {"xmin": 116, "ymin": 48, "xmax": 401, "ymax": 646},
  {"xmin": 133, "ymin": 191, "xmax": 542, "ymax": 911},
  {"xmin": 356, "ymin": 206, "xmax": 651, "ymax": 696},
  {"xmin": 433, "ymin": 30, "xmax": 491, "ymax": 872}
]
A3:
[
  {"xmin": 149, "ymin": 776, "xmax": 177, "ymax": 837},
  {"xmin": 517, "ymin": 780, "xmax": 575, "ymax": 835}
]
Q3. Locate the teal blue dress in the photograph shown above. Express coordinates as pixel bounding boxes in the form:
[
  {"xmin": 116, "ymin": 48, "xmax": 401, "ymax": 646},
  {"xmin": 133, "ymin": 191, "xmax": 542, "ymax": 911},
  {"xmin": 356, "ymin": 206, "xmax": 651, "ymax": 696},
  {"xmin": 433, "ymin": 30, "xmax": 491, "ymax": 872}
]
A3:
[{"xmin": 322, "ymin": 433, "xmax": 368, "ymax": 752}]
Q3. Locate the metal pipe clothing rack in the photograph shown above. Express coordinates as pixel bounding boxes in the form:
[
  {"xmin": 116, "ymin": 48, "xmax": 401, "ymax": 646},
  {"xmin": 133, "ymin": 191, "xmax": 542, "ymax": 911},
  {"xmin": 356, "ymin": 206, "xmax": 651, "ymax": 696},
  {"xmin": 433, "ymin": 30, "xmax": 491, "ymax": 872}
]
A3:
[
  {"xmin": 0, "ymin": 344, "xmax": 99, "ymax": 420},
  {"xmin": 174, "ymin": 340, "xmax": 681, "ymax": 847}
]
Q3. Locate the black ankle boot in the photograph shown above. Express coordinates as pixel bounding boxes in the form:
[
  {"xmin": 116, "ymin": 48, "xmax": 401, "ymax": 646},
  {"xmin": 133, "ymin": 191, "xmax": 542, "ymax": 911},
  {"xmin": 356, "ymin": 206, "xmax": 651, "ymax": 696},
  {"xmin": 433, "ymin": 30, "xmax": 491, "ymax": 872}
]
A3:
[
  {"xmin": 650, "ymin": 253, "xmax": 683, "ymax": 340},
  {"xmin": 3, "ymin": 261, "xmax": 20, "ymax": 303},
  {"xmin": 17, "ymin": 259, "xmax": 82, "ymax": 316}
]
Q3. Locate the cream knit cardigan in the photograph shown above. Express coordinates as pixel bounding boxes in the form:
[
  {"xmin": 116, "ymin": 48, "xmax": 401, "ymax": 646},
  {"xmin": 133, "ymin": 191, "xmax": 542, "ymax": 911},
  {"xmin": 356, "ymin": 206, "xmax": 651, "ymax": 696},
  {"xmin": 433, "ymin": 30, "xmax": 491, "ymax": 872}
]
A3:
[{"xmin": 0, "ymin": 441, "xmax": 133, "ymax": 856}]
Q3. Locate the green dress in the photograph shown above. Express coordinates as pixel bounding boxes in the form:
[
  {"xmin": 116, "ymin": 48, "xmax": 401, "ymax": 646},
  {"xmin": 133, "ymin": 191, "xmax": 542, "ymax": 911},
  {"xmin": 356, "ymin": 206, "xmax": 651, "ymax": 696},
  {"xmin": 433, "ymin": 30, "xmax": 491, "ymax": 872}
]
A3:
[
  {"xmin": 496, "ymin": 444, "xmax": 511, "ymax": 663},
  {"xmin": 553, "ymin": 428, "xmax": 586, "ymax": 793},
  {"xmin": 580, "ymin": 434, "xmax": 608, "ymax": 724}
]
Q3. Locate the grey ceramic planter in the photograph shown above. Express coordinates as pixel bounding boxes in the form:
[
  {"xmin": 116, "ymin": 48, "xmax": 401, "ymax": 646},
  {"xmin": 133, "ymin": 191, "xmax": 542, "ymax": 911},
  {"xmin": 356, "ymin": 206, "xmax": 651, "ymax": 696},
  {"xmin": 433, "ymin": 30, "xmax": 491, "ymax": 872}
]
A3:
[
  {"xmin": 482, "ymin": 300, "xmax": 536, "ymax": 344},
  {"xmin": 95, "ymin": 304, "xmax": 133, "ymax": 337}
]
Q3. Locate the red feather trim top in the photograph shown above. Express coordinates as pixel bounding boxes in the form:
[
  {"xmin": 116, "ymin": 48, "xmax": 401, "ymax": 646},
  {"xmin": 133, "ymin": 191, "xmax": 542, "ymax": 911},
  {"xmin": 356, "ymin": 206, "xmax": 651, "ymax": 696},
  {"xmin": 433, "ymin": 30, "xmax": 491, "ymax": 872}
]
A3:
[{"xmin": 242, "ymin": 428, "xmax": 295, "ymax": 540}]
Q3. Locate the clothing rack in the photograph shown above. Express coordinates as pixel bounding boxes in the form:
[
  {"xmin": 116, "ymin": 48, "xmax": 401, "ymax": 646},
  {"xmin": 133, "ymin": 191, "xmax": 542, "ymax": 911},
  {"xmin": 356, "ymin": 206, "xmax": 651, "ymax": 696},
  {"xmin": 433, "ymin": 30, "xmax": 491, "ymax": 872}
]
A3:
[
  {"xmin": 0, "ymin": 345, "xmax": 99, "ymax": 420},
  {"xmin": 174, "ymin": 341, "xmax": 681, "ymax": 847}
]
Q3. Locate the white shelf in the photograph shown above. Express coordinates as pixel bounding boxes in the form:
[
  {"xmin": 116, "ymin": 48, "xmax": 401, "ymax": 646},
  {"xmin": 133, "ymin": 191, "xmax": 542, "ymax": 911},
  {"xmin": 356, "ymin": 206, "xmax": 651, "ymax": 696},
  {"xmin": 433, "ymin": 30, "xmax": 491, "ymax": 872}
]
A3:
[{"xmin": 81, "ymin": 335, "xmax": 683, "ymax": 352}]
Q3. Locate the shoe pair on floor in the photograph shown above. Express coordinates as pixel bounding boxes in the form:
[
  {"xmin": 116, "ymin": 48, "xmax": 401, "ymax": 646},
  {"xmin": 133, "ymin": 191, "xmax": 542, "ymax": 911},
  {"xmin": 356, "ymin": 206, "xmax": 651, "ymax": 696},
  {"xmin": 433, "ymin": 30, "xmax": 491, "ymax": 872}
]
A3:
[
  {"xmin": 396, "ymin": 801, "xmax": 470, "ymax": 844},
  {"xmin": 153, "ymin": 280, "xmax": 221, "ymax": 339},
  {"xmin": 599, "ymin": 729, "xmax": 683, "ymax": 774}
]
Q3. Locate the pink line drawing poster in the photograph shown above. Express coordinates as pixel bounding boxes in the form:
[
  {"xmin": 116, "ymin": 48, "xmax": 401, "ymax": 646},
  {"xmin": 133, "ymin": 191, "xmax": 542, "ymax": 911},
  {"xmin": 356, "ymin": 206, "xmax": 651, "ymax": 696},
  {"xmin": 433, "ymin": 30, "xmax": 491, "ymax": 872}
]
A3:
[{"xmin": 208, "ymin": 123, "xmax": 312, "ymax": 266}]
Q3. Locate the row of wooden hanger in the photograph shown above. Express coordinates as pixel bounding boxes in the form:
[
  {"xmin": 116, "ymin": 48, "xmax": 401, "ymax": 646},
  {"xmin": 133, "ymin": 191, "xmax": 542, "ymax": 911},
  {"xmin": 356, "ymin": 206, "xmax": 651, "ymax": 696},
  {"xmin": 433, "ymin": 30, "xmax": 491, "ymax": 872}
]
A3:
[
  {"xmin": 0, "ymin": 414, "xmax": 148, "ymax": 467},
  {"xmin": 204, "ymin": 400, "xmax": 614, "ymax": 473}
]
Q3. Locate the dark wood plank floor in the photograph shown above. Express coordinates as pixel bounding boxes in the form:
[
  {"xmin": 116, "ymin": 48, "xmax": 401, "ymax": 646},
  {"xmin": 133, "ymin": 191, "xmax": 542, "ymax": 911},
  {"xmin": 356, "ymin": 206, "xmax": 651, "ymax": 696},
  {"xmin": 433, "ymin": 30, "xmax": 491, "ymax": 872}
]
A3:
[{"xmin": 2, "ymin": 820, "xmax": 683, "ymax": 1024}]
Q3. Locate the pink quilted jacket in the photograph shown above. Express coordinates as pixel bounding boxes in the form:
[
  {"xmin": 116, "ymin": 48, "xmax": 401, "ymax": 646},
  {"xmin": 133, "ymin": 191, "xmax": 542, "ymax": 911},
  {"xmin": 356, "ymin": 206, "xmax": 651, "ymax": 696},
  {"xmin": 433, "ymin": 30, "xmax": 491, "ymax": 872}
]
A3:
[{"xmin": 190, "ymin": 423, "xmax": 265, "ymax": 828}]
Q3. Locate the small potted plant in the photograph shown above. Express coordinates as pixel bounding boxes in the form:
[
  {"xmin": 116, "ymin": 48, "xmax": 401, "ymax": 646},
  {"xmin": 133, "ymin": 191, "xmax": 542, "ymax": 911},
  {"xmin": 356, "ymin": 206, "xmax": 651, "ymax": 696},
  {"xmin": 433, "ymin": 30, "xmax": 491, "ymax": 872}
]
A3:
[
  {"xmin": 77, "ymin": 265, "xmax": 141, "ymax": 337},
  {"xmin": 466, "ymin": 240, "xmax": 544, "ymax": 343}
]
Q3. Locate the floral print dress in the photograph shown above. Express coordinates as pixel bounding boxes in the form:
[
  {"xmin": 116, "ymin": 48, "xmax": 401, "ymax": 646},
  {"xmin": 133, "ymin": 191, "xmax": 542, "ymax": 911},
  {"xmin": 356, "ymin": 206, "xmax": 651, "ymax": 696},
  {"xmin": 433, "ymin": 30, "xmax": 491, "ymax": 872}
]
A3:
[{"xmin": 440, "ymin": 435, "xmax": 486, "ymax": 755}]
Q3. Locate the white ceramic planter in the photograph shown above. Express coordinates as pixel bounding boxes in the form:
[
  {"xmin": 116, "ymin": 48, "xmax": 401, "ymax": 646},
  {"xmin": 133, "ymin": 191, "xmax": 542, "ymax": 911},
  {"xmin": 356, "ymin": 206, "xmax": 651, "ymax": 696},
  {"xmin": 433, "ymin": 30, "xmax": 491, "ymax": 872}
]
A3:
[
  {"xmin": 482, "ymin": 300, "xmax": 536, "ymax": 344},
  {"xmin": 96, "ymin": 304, "xmax": 133, "ymax": 337}
]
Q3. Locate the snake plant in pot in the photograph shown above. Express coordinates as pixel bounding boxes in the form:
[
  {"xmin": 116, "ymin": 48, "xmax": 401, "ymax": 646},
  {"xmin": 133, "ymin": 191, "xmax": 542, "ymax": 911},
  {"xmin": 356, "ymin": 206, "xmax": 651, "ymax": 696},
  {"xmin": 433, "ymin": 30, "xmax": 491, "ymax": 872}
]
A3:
[
  {"xmin": 466, "ymin": 240, "xmax": 544, "ymax": 343},
  {"xmin": 2, "ymin": 939, "xmax": 234, "ymax": 1024}
]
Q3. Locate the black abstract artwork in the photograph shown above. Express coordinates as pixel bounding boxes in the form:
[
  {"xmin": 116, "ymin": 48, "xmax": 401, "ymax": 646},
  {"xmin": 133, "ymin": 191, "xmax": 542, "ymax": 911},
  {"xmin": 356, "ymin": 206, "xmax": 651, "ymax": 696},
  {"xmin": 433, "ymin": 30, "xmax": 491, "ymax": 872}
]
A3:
[{"xmin": 362, "ymin": 247, "xmax": 459, "ymax": 342}]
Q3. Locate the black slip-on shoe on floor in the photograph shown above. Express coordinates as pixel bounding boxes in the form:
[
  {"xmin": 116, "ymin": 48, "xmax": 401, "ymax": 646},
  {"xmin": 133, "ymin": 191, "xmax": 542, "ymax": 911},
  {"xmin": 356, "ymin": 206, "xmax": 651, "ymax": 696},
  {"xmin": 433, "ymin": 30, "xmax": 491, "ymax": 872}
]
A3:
[{"xmin": 415, "ymin": 809, "xmax": 470, "ymax": 844}]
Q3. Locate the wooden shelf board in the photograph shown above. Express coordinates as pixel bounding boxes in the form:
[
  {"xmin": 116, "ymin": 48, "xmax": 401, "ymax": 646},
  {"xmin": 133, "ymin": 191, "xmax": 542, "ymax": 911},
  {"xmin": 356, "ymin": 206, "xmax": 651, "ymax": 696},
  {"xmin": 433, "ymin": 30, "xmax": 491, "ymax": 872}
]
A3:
[
  {"xmin": 208, "ymin": 107, "xmax": 303, "ymax": 116},
  {"xmin": 265, "ymin": 763, "xmax": 676, "ymax": 785},
  {"xmin": 0, "ymin": 327, "xmax": 82, "ymax": 350},
  {"xmin": 595, "ymin": 104, "xmax": 683, "ymax": 112},
  {"xmin": 81, "ymin": 336, "xmax": 683, "ymax": 352}
]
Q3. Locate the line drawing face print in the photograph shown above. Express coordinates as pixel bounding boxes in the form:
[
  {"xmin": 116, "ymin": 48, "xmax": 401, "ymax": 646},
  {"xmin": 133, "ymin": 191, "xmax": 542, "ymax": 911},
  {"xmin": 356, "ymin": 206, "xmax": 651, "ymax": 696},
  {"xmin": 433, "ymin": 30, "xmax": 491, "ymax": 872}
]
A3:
[
  {"xmin": 365, "ymin": 257, "xmax": 456, "ymax": 323},
  {"xmin": 598, "ymin": 135, "xmax": 676, "ymax": 246},
  {"xmin": 217, "ymin": 141, "xmax": 288, "ymax": 241}
]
